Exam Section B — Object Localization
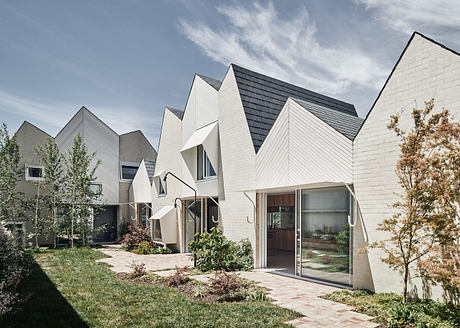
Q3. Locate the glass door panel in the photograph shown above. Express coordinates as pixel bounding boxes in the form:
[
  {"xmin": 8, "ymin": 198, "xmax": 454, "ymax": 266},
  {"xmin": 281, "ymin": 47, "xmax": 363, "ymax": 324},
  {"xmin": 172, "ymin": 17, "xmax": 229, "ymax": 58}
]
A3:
[
  {"xmin": 184, "ymin": 199, "xmax": 201, "ymax": 252},
  {"xmin": 297, "ymin": 187, "xmax": 352, "ymax": 286}
]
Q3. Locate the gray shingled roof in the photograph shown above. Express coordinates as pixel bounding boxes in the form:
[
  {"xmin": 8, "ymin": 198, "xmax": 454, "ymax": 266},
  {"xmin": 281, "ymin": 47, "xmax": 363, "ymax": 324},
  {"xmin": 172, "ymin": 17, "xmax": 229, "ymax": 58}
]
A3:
[
  {"xmin": 197, "ymin": 74, "xmax": 222, "ymax": 91},
  {"xmin": 167, "ymin": 107, "xmax": 184, "ymax": 120},
  {"xmin": 231, "ymin": 64, "xmax": 357, "ymax": 152},
  {"xmin": 144, "ymin": 159, "xmax": 156, "ymax": 184},
  {"xmin": 292, "ymin": 98, "xmax": 364, "ymax": 140}
]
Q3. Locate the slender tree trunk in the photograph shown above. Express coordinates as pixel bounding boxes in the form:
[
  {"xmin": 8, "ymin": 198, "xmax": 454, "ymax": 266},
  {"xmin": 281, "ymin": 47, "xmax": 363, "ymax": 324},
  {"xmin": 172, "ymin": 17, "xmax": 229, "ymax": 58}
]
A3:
[
  {"xmin": 52, "ymin": 205, "xmax": 57, "ymax": 248},
  {"xmin": 403, "ymin": 263, "xmax": 409, "ymax": 303},
  {"xmin": 71, "ymin": 203, "xmax": 74, "ymax": 248},
  {"xmin": 34, "ymin": 184, "xmax": 41, "ymax": 248}
]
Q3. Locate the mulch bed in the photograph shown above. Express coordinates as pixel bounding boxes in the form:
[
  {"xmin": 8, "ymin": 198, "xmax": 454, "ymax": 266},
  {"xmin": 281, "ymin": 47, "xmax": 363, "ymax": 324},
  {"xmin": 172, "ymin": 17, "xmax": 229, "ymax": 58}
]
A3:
[{"xmin": 117, "ymin": 272, "xmax": 241, "ymax": 303}]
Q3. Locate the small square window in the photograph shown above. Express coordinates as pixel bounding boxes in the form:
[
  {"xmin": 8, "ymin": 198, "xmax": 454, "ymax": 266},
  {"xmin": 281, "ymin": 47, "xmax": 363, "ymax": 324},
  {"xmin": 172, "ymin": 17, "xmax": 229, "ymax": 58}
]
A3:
[
  {"xmin": 90, "ymin": 183, "xmax": 102, "ymax": 194},
  {"xmin": 25, "ymin": 166, "xmax": 44, "ymax": 181},
  {"xmin": 121, "ymin": 165, "xmax": 138, "ymax": 180}
]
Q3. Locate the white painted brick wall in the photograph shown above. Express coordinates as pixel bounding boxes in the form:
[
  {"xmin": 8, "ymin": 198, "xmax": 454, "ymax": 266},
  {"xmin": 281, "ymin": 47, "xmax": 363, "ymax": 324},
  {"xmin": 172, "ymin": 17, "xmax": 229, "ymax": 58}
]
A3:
[
  {"xmin": 218, "ymin": 66, "xmax": 258, "ymax": 253},
  {"xmin": 354, "ymin": 34, "xmax": 460, "ymax": 299}
]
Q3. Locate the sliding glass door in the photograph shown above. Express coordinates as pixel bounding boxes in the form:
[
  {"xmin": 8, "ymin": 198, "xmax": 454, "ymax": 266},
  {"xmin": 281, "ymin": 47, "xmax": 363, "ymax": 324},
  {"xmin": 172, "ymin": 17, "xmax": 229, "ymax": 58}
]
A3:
[
  {"xmin": 184, "ymin": 199, "xmax": 201, "ymax": 252},
  {"xmin": 296, "ymin": 187, "xmax": 352, "ymax": 286}
]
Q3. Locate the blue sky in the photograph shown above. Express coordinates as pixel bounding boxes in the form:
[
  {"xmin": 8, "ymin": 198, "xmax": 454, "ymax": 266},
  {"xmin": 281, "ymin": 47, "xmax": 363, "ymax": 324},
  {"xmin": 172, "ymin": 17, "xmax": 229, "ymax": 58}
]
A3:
[{"xmin": 1, "ymin": 0, "xmax": 459, "ymax": 148}]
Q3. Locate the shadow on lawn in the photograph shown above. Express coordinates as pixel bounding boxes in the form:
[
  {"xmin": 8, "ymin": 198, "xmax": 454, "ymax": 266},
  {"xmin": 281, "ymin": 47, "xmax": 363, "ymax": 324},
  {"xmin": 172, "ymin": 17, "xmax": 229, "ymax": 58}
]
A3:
[{"xmin": 0, "ymin": 255, "xmax": 89, "ymax": 328}]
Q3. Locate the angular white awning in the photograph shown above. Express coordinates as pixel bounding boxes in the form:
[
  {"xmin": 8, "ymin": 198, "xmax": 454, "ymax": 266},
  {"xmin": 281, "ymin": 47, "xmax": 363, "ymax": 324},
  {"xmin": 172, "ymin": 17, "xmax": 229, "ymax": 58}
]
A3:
[
  {"xmin": 148, "ymin": 205, "xmax": 177, "ymax": 244},
  {"xmin": 180, "ymin": 122, "xmax": 219, "ymax": 170},
  {"xmin": 149, "ymin": 205, "xmax": 174, "ymax": 220}
]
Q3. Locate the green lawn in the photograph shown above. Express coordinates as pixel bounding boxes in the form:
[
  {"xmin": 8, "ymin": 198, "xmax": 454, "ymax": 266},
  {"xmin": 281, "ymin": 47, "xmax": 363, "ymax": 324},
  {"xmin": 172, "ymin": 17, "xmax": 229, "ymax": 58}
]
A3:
[
  {"xmin": 323, "ymin": 290, "xmax": 460, "ymax": 328},
  {"xmin": 0, "ymin": 247, "xmax": 299, "ymax": 328}
]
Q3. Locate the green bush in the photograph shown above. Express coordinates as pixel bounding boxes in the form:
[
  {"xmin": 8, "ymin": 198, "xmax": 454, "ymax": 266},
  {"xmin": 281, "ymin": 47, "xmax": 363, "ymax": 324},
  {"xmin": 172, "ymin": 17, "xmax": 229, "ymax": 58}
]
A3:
[
  {"xmin": 131, "ymin": 241, "xmax": 173, "ymax": 255},
  {"xmin": 0, "ymin": 226, "xmax": 29, "ymax": 315},
  {"xmin": 132, "ymin": 241, "xmax": 155, "ymax": 255},
  {"xmin": 188, "ymin": 227, "xmax": 253, "ymax": 272},
  {"xmin": 323, "ymin": 290, "xmax": 460, "ymax": 328}
]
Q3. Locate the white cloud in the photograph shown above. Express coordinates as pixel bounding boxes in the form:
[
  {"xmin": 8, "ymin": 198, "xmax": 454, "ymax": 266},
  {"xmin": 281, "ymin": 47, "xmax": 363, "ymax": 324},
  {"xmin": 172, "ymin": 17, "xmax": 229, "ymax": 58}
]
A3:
[
  {"xmin": 0, "ymin": 88, "xmax": 160, "ymax": 147},
  {"xmin": 356, "ymin": 0, "xmax": 460, "ymax": 33},
  {"xmin": 179, "ymin": 2, "xmax": 388, "ymax": 95}
]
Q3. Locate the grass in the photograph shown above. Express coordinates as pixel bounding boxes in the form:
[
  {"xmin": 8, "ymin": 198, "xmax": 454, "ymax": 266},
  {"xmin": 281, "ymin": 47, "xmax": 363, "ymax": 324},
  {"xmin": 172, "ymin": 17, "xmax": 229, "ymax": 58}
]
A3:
[
  {"xmin": 1, "ymin": 247, "xmax": 300, "ymax": 328},
  {"xmin": 301, "ymin": 249, "xmax": 350, "ymax": 273},
  {"xmin": 323, "ymin": 290, "xmax": 460, "ymax": 328}
]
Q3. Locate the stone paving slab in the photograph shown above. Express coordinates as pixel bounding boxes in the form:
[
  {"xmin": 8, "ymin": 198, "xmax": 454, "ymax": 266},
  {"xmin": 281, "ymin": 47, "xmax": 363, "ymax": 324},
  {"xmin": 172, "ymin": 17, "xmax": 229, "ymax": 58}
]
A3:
[
  {"xmin": 97, "ymin": 246, "xmax": 380, "ymax": 328},
  {"xmin": 96, "ymin": 244, "xmax": 192, "ymax": 273}
]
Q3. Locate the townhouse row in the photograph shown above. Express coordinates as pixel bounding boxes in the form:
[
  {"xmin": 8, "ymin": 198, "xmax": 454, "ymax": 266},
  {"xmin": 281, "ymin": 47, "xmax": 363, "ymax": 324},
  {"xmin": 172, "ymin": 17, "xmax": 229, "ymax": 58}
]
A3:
[
  {"xmin": 12, "ymin": 32, "xmax": 460, "ymax": 300},
  {"xmin": 14, "ymin": 107, "xmax": 156, "ymax": 244},
  {"xmin": 131, "ymin": 32, "xmax": 460, "ymax": 299}
]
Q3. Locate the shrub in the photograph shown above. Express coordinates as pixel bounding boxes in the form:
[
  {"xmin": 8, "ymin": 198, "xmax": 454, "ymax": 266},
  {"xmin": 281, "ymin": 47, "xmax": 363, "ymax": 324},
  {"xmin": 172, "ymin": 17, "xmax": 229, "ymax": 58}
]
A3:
[
  {"xmin": 131, "ymin": 241, "xmax": 155, "ymax": 255},
  {"xmin": 0, "ymin": 226, "xmax": 29, "ymax": 315},
  {"xmin": 117, "ymin": 219, "xmax": 130, "ymax": 240},
  {"xmin": 130, "ymin": 241, "xmax": 173, "ymax": 255},
  {"xmin": 120, "ymin": 225, "xmax": 152, "ymax": 250},
  {"xmin": 209, "ymin": 272, "xmax": 244, "ymax": 296},
  {"xmin": 128, "ymin": 261, "xmax": 146, "ymax": 279},
  {"xmin": 188, "ymin": 227, "xmax": 253, "ymax": 272},
  {"xmin": 167, "ymin": 266, "xmax": 190, "ymax": 286},
  {"xmin": 155, "ymin": 247, "xmax": 172, "ymax": 254},
  {"xmin": 208, "ymin": 272, "xmax": 264, "ymax": 302}
]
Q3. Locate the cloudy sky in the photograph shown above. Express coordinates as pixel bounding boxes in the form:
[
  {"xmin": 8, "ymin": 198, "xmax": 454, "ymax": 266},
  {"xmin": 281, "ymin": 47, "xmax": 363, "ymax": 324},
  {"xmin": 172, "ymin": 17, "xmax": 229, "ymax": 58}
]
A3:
[{"xmin": 1, "ymin": 0, "xmax": 459, "ymax": 148}]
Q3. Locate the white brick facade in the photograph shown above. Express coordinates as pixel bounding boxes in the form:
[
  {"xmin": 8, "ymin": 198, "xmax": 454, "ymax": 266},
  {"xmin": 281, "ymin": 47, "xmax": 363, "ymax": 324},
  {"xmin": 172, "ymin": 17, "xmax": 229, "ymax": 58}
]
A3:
[{"xmin": 353, "ymin": 33, "xmax": 460, "ymax": 298}]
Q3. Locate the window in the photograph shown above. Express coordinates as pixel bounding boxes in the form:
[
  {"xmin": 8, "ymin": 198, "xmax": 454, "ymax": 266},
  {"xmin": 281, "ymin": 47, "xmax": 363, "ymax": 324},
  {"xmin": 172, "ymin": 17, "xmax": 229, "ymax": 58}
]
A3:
[
  {"xmin": 90, "ymin": 183, "xmax": 102, "ymax": 194},
  {"xmin": 121, "ymin": 165, "xmax": 138, "ymax": 180},
  {"xmin": 25, "ymin": 166, "xmax": 44, "ymax": 181},
  {"xmin": 197, "ymin": 145, "xmax": 216, "ymax": 180},
  {"xmin": 158, "ymin": 179, "xmax": 166, "ymax": 196}
]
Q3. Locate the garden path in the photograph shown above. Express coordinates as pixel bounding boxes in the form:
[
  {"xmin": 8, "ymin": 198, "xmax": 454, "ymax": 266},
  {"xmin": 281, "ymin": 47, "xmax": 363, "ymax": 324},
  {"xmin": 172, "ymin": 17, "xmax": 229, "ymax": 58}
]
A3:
[{"xmin": 97, "ymin": 245, "xmax": 380, "ymax": 328}]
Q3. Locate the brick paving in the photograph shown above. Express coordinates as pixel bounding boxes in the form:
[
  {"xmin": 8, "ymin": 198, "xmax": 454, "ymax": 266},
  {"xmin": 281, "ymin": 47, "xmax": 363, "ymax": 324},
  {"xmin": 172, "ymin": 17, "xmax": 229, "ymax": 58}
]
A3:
[{"xmin": 97, "ymin": 245, "xmax": 380, "ymax": 327}]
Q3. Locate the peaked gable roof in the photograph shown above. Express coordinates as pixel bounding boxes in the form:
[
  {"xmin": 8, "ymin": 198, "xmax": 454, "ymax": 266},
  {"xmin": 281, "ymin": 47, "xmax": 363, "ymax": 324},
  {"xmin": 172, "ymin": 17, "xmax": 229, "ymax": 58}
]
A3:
[
  {"xmin": 292, "ymin": 98, "xmax": 364, "ymax": 140},
  {"xmin": 355, "ymin": 31, "xmax": 460, "ymax": 139},
  {"xmin": 166, "ymin": 107, "xmax": 184, "ymax": 120},
  {"xmin": 231, "ymin": 64, "xmax": 357, "ymax": 152},
  {"xmin": 55, "ymin": 106, "xmax": 118, "ymax": 139},
  {"xmin": 16, "ymin": 121, "xmax": 52, "ymax": 138},
  {"xmin": 197, "ymin": 74, "xmax": 222, "ymax": 91}
]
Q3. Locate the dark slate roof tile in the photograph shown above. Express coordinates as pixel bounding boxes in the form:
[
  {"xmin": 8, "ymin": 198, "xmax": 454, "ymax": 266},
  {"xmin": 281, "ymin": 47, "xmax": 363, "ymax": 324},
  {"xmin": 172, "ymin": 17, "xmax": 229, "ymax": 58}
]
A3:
[
  {"xmin": 166, "ymin": 107, "xmax": 184, "ymax": 120},
  {"xmin": 144, "ymin": 158, "xmax": 156, "ymax": 184},
  {"xmin": 197, "ymin": 74, "xmax": 222, "ymax": 91},
  {"xmin": 231, "ymin": 64, "xmax": 357, "ymax": 152},
  {"xmin": 292, "ymin": 98, "xmax": 364, "ymax": 140}
]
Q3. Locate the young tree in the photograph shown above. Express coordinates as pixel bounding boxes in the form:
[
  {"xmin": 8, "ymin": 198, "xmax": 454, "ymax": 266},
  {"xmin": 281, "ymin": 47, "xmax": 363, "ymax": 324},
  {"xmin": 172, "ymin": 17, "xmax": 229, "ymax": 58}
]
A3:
[
  {"xmin": 64, "ymin": 134, "xmax": 101, "ymax": 247},
  {"xmin": 35, "ymin": 137, "xmax": 65, "ymax": 248},
  {"xmin": 417, "ymin": 103, "xmax": 460, "ymax": 299},
  {"xmin": 0, "ymin": 123, "xmax": 23, "ymax": 226},
  {"xmin": 371, "ymin": 99, "xmax": 459, "ymax": 303},
  {"xmin": 29, "ymin": 180, "xmax": 46, "ymax": 248}
]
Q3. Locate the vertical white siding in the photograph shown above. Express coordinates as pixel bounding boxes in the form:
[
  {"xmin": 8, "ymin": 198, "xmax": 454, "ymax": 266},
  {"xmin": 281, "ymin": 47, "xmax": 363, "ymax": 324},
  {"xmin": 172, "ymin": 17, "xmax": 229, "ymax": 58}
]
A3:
[
  {"xmin": 354, "ymin": 34, "xmax": 460, "ymax": 298},
  {"xmin": 181, "ymin": 75, "xmax": 220, "ymax": 198},
  {"xmin": 131, "ymin": 160, "xmax": 152, "ymax": 203},
  {"xmin": 256, "ymin": 99, "xmax": 353, "ymax": 190},
  {"xmin": 151, "ymin": 109, "xmax": 183, "ymax": 250}
]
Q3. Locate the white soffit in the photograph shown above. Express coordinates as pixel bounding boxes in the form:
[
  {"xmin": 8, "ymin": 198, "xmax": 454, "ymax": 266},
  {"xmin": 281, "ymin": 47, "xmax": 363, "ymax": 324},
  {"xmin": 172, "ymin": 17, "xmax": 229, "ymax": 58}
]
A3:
[
  {"xmin": 149, "ymin": 205, "xmax": 177, "ymax": 244},
  {"xmin": 180, "ymin": 121, "xmax": 219, "ymax": 170}
]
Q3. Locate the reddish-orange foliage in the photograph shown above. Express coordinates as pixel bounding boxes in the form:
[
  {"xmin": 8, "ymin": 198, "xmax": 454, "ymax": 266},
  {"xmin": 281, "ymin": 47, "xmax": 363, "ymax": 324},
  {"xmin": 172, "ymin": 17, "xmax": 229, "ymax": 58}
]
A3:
[{"xmin": 373, "ymin": 99, "xmax": 460, "ymax": 302}]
